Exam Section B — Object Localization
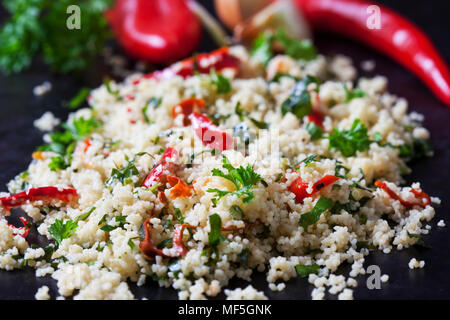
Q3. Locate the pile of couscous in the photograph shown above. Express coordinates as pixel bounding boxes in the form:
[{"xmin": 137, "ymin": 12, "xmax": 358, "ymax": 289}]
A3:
[{"xmin": 0, "ymin": 35, "xmax": 439, "ymax": 300}]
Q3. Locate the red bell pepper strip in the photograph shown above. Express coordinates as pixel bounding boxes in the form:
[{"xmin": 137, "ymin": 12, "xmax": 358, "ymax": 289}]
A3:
[
  {"xmin": 142, "ymin": 148, "xmax": 178, "ymax": 189},
  {"xmin": 105, "ymin": 0, "xmax": 202, "ymax": 64},
  {"xmin": 189, "ymin": 112, "xmax": 234, "ymax": 151},
  {"xmin": 306, "ymin": 111, "xmax": 324, "ymax": 128},
  {"xmin": 144, "ymin": 47, "xmax": 240, "ymax": 81},
  {"xmin": 293, "ymin": 0, "xmax": 450, "ymax": 106},
  {"xmin": 0, "ymin": 187, "xmax": 78, "ymax": 213},
  {"xmin": 167, "ymin": 175, "xmax": 193, "ymax": 199},
  {"xmin": 172, "ymin": 224, "xmax": 198, "ymax": 256},
  {"xmin": 375, "ymin": 180, "xmax": 431, "ymax": 208},
  {"xmin": 140, "ymin": 218, "xmax": 169, "ymax": 258},
  {"xmin": 172, "ymin": 98, "xmax": 206, "ymax": 126},
  {"xmin": 9, "ymin": 217, "xmax": 32, "ymax": 238},
  {"xmin": 289, "ymin": 175, "xmax": 340, "ymax": 203}
]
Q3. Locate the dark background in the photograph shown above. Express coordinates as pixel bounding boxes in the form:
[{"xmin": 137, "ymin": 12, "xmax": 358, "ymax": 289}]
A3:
[{"xmin": 0, "ymin": 0, "xmax": 449, "ymax": 299}]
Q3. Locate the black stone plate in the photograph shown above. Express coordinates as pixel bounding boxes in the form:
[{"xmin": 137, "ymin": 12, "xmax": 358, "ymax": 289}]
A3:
[{"xmin": 0, "ymin": 0, "xmax": 449, "ymax": 300}]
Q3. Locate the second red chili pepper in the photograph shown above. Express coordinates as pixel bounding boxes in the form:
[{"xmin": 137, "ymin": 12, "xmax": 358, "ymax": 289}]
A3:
[{"xmin": 293, "ymin": 0, "xmax": 450, "ymax": 106}]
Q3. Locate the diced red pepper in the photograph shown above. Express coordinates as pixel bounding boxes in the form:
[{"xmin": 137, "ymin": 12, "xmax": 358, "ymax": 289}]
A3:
[
  {"xmin": 9, "ymin": 217, "xmax": 32, "ymax": 238},
  {"xmin": 144, "ymin": 47, "xmax": 240, "ymax": 81},
  {"xmin": 172, "ymin": 98, "xmax": 205, "ymax": 126},
  {"xmin": 189, "ymin": 112, "xmax": 234, "ymax": 151},
  {"xmin": 306, "ymin": 111, "xmax": 324, "ymax": 128},
  {"xmin": 142, "ymin": 148, "xmax": 178, "ymax": 189},
  {"xmin": 0, "ymin": 187, "xmax": 78, "ymax": 213},
  {"xmin": 140, "ymin": 218, "xmax": 168, "ymax": 258},
  {"xmin": 83, "ymin": 138, "xmax": 91, "ymax": 154},
  {"xmin": 172, "ymin": 224, "xmax": 198, "ymax": 256},
  {"xmin": 167, "ymin": 175, "xmax": 193, "ymax": 199},
  {"xmin": 375, "ymin": 180, "xmax": 431, "ymax": 208},
  {"xmin": 289, "ymin": 175, "xmax": 340, "ymax": 203}
]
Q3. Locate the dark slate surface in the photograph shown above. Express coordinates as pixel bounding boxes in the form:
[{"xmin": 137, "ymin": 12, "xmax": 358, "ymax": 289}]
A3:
[{"xmin": 0, "ymin": 0, "xmax": 449, "ymax": 299}]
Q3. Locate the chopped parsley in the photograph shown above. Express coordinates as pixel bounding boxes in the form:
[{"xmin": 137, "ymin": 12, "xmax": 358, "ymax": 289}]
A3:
[
  {"xmin": 281, "ymin": 75, "xmax": 320, "ymax": 120},
  {"xmin": 295, "ymin": 264, "xmax": 320, "ymax": 278},
  {"xmin": 251, "ymin": 29, "xmax": 317, "ymax": 66},
  {"xmin": 305, "ymin": 122, "xmax": 323, "ymax": 141},
  {"xmin": 407, "ymin": 231, "xmax": 431, "ymax": 248},
  {"xmin": 344, "ymin": 85, "xmax": 366, "ymax": 102},
  {"xmin": 100, "ymin": 216, "xmax": 127, "ymax": 232},
  {"xmin": 299, "ymin": 196, "xmax": 333, "ymax": 230},
  {"xmin": 328, "ymin": 119, "xmax": 371, "ymax": 157},
  {"xmin": 207, "ymin": 156, "xmax": 264, "ymax": 205},
  {"xmin": 68, "ymin": 88, "xmax": 90, "ymax": 109},
  {"xmin": 37, "ymin": 116, "xmax": 100, "ymax": 170},
  {"xmin": 105, "ymin": 152, "xmax": 147, "ymax": 187},
  {"xmin": 210, "ymin": 70, "xmax": 231, "ymax": 94},
  {"xmin": 208, "ymin": 214, "xmax": 225, "ymax": 247},
  {"xmin": 229, "ymin": 205, "xmax": 245, "ymax": 220},
  {"xmin": 48, "ymin": 219, "xmax": 78, "ymax": 245},
  {"xmin": 142, "ymin": 97, "xmax": 162, "ymax": 124}
]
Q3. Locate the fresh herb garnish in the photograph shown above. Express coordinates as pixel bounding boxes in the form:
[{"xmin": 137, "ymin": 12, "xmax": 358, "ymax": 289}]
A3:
[
  {"xmin": 251, "ymin": 29, "xmax": 317, "ymax": 66},
  {"xmin": 305, "ymin": 122, "xmax": 323, "ymax": 141},
  {"xmin": 295, "ymin": 264, "xmax": 320, "ymax": 278},
  {"xmin": 299, "ymin": 196, "xmax": 333, "ymax": 230},
  {"xmin": 344, "ymin": 85, "xmax": 366, "ymax": 102},
  {"xmin": 207, "ymin": 156, "xmax": 264, "ymax": 205},
  {"xmin": 229, "ymin": 205, "xmax": 245, "ymax": 220},
  {"xmin": 68, "ymin": 88, "xmax": 90, "ymax": 109},
  {"xmin": 210, "ymin": 70, "xmax": 231, "ymax": 94},
  {"xmin": 328, "ymin": 119, "xmax": 371, "ymax": 157},
  {"xmin": 0, "ymin": 0, "xmax": 112, "ymax": 74},
  {"xmin": 407, "ymin": 231, "xmax": 431, "ymax": 248},
  {"xmin": 142, "ymin": 97, "xmax": 162, "ymax": 124},
  {"xmin": 48, "ymin": 219, "xmax": 78, "ymax": 245},
  {"xmin": 208, "ymin": 214, "xmax": 225, "ymax": 247},
  {"xmin": 100, "ymin": 216, "xmax": 127, "ymax": 232},
  {"xmin": 106, "ymin": 152, "xmax": 147, "ymax": 187},
  {"xmin": 281, "ymin": 75, "xmax": 320, "ymax": 120}
]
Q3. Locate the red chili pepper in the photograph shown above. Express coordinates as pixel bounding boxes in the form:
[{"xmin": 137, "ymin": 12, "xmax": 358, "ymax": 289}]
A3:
[
  {"xmin": 140, "ymin": 218, "xmax": 168, "ymax": 258},
  {"xmin": 142, "ymin": 148, "xmax": 178, "ymax": 189},
  {"xmin": 173, "ymin": 224, "xmax": 198, "ymax": 256},
  {"xmin": 293, "ymin": 0, "xmax": 450, "ymax": 106},
  {"xmin": 172, "ymin": 98, "xmax": 206, "ymax": 126},
  {"xmin": 289, "ymin": 174, "xmax": 340, "ymax": 203},
  {"xmin": 189, "ymin": 112, "xmax": 234, "ymax": 151},
  {"xmin": 144, "ymin": 47, "xmax": 240, "ymax": 81},
  {"xmin": 105, "ymin": 0, "xmax": 202, "ymax": 64},
  {"xmin": 0, "ymin": 187, "xmax": 78, "ymax": 213},
  {"xmin": 375, "ymin": 180, "xmax": 431, "ymax": 208}
]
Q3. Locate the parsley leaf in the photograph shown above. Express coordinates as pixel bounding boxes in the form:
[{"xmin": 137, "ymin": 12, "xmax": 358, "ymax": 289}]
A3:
[
  {"xmin": 299, "ymin": 196, "xmax": 333, "ymax": 230},
  {"xmin": 210, "ymin": 70, "xmax": 231, "ymax": 94},
  {"xmin": 207, "ymin": 156, "xmax": 263, "ymax": 204},
  {"xmin": 208, "ymin": 213, "xmax": 224, "ymax": 247},
  {"xmin": 344, "ymin": 85, "xmax": 366, "ymax": 102},
  {"xmin": 295, "ymin": 264, "xmax": 320, "ymax": 278},
  {"xmin": 281, "ymin": 75, "xmax": 320, "ymax": 120},
  {"xmin": 250, "ymin": 29, "xmax": 317, "ymax": 66},
  {"xmin": 328, "ymin": 119, "xmax": 371, "ymax": 157},
  {"xmin": 68, "ymin": 88, "xmax": 90, "ymax": 109},
  {"xmin": 305, "ymin": 122, "xmax": 323, "ymax": 141},
  {"xmin": 0, "ymin": 0, "xmax": 112, "ymax": 74},
  {"xmin": 48, "ymin": 219, "xmax": 78, "ymax": 245},
  {"xmin": 142, "ymin": 97, "xmax": 162, "ymax": 124},
  {"xmin": 106, "ymin": 152, "xmax": 147, "ymax": 187}
]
